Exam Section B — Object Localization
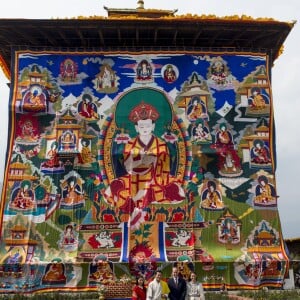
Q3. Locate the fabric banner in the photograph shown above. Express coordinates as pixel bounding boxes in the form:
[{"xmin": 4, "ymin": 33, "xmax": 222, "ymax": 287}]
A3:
[{"xmin": 0, "ymin": 50, "xmax": 288, "ymax": 294}]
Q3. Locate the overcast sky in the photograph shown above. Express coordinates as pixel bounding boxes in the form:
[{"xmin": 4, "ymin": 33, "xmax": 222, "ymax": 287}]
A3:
[{"xmin": 0, "ymin": 0, "xmax": 299, "ymax": 239}]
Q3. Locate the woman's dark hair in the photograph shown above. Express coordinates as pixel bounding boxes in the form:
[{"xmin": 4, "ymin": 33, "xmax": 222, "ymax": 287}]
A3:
[
  {"xmin": 189, "ymin": 272, "xmax": 197, "ymax": 281},
  {"xmin": 136, "ymin": 276, "xmax": 145, "ymax": 285}
]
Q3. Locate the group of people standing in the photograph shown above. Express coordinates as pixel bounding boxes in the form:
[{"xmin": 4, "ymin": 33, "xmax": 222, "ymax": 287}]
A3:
[{"xmin": 132, "ymin": 267, "xmax": 205, "ymax": 300}]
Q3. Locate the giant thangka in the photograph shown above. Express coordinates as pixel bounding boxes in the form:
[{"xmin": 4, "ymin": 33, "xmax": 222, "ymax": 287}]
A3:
[{"xmin": 0, "ymin": 50, "xmax": 288, "ymax": 293}]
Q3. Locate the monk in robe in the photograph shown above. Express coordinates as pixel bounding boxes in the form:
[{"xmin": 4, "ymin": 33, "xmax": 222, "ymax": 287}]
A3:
[
  {"xmin": 255, "ymin": 175, "xmax": 276, "ymax": 204},
  {"xmin": 250, "ymin": 88, "xmax": 267, "ymax": 110},
  {"xmin": 201, "ymin": 180, "xmax": 224, "ymax": 210},
  {"xmin": 104, "ymin": 102, "xmax": 185, "ymax": 226},
  {"xmin": 42, "ymin": 259, "xmax": 66, "ymax": 283},
  {"xmin": 188, "ymin": 99, "xmax": 204, "ymax": 120}
]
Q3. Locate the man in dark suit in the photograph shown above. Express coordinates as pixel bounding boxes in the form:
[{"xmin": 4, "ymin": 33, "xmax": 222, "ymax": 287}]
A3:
[{"xmin": 167, "ymin": 266, "xmax": 187, "ymax": 300}]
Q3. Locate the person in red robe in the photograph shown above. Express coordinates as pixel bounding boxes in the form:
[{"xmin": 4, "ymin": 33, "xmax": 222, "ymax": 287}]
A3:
[{"xmin": 132, "ymin": 276, "xmax": 147, "ymax": 300}]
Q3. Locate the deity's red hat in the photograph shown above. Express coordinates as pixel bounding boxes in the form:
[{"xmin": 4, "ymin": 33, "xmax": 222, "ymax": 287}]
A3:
[{"xmin": 128, "ymin": 101, "xmax": 159, "ymax": 123}]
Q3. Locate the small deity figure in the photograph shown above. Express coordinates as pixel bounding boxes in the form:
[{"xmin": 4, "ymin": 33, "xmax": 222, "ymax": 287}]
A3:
[
  {"xmin": 209, "ymin": 58, "xmax": 228, "ymax": 85},
  {"xmin": 78, "ymin": 94, "xmax": 99, "ymax": 120},
  {"xmin": 163, "ymin": 64, "xmax": 177, "ymax": 83},
  {"xmin": 201, "ymin": 180, "xmax": 224, "ymax": 210},
  {"xmin": 42, "ymin": 258, "xmax": 67, "ymax": 284},
  {"xmin": 215, "ymin": 123, "xmax": 233, "ymax": 147},
  {"xmin": 17, "ymin": 119, "xmax": 39, "ymax": 143},
  {"xmin": 251, "ymin": 139, "xmax": 271, "ymax": 165},
  {"xmin": 212, "ymin": 123, "xmax": 242, "ymax": 176},
  {"xmin": 60, "ymin": 58, "xmax": 78, "ymax": 82},
  {"xmin": 171, "ymin": 229, "xmax": 192, "ymax": 247},
  {"xmin": 187, "ymin": 97, "xmax": 207, "ymax": 121},
  {"xmin": 248, "ymin": 87, "xmax": 268, "ymax": 110},
  {"xmin": 220, "ymin": 148, "xmax": 242, "ymax": 176},
  {"xmin": 30, "ymin": 89, "xmax": 43, "ymax": 106},
  {"xmin": 254, "ymin": 175, "xmax": 277, "ymax": 205},
  {"xmin": 78, "ymin": 139, "xmax": 94, "ymax": 164},
  {"xmin": 61, "ymin": 176, "xmax": 84, "ymax": 208},
  {"xmin": 189, "ymin": 119, "xmax": 210, "ymax": 143},
  {"xmin": 10, "ymin": 180, "xmax": 36, "ymax": 211},
  {"xmin": 219, "ymin": 218, "xmax": 239, "ymax": 243},
  {"xmin": 95, "ymin": 230, "xmax": 115, "ymax": 248},
  {"xmin": 136, "ymin": 59, "xmax": 152, "ymax": 81},
  {"xmin": 261, "ymin": 254, "xmax": 281, "ymax": 277},
  {"xmin": 60, "ymin": 130, "xmax": 76, "ymax": 152},
  {"xmin": 63, "ymin": 225, "xmax": 76, "ymax": 244},
  {"xmin": 89, "ymin": 256, "xmax": 114, "ymax": 284},
  {"xmin": 97, "ymin": 64, "xmax": 116, "ymax": 89},
  {"xmin": 22, "ymin": 85, "xmax": 47, "ymax": 112},
  {"xmin": 41, "ymin": 141, "xmax": 65, "ymax": 173},
  {"xmin": 244, "ymin": 263, "xmax": 260, "ymax": 281},
  {"xmin": 58, "ymin": 224, "xmax": 79, "ymax": 252}
]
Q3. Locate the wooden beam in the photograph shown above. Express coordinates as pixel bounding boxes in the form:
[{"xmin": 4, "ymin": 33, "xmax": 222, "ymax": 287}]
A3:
[
  {"xmin": 192, "ymin": 30, "xmax": 202, "ymax": 46},
  {"xmin": 117, "ymin": 28, "xmax": 122, "ymax": 44},
  {"xmin": 58, "ymin": 30, "xmax": 71, "ymax": 46},
  {"xmin": 172, "ymin": 30, "xmax": 178, "ymax": 45},
  {"xmin": 36, "ymin": 28, "xmax": 57, "ymax": 46},
  {"xmin": 136, "ymin": 28, "xmax": 139, "ymax": 45},
  {"xmin": 98, "ymin": 29, "xmax": 105, "ymax": 46},
  {"xmin": 76, "ymin": 29, "xmax": 86, "ymax": 47},
  {"xmin": 154, "ymin": 28, "xmax": 158, "ymax": 44}
]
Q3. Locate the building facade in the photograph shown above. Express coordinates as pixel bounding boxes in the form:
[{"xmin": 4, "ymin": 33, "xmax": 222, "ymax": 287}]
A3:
[{"xmin": 0, "ymin": 1, "xmax": 294, "ymax": 296}]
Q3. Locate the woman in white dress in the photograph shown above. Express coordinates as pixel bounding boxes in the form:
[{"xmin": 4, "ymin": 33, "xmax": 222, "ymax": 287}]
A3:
[{"xmin": 185, "ymin": 272, "xmax": 205, "ymax": 300}]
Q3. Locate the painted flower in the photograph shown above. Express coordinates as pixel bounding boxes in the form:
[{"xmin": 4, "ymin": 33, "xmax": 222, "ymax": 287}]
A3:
[
  {"xmin": 115, "ymin": 133, "xmax": 130, "ymax": 144},
  {"xmin": 161, "ymin": 132, "xmax": 178, "ymax": 144}
]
